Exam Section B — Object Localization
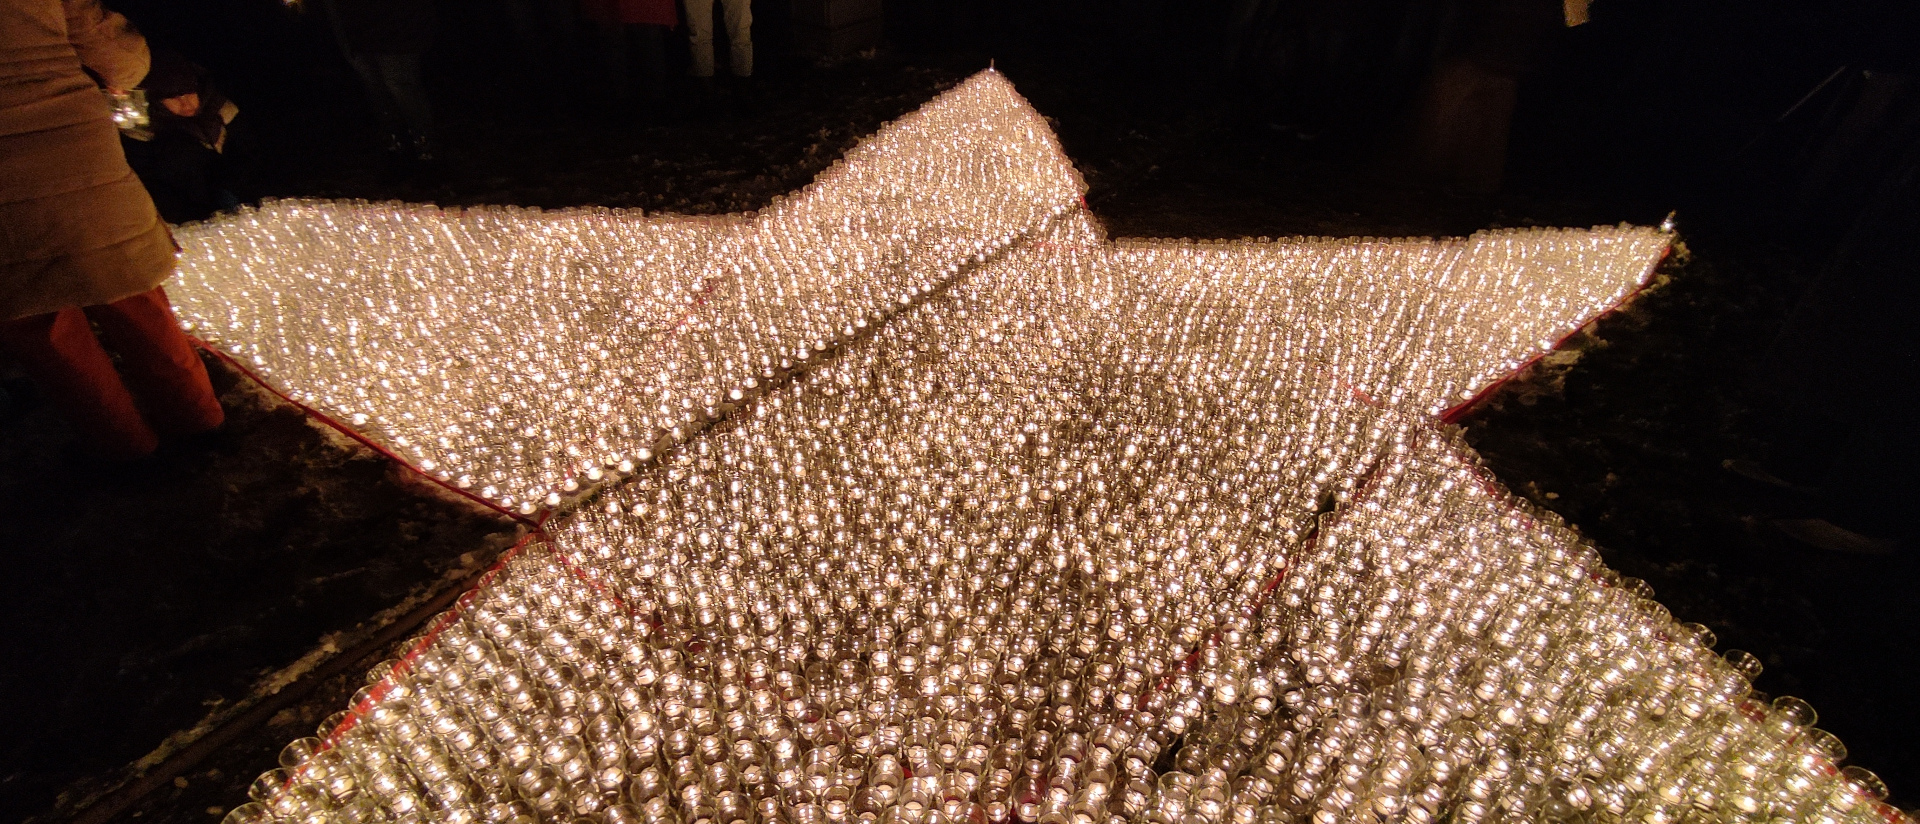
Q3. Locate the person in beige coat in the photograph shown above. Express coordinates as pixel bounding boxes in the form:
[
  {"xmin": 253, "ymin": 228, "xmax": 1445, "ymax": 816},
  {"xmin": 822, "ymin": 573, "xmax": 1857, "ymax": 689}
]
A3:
[{"xmin": 0, "ymin": 0, "xmax": 224, "ymax": 459}]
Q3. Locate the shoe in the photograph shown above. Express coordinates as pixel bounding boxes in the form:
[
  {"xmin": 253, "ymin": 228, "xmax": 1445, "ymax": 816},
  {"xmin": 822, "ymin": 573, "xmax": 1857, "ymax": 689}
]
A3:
[
  {"xmin": 409, "ymin": 133, "xmax": 436, "ymax": 164},
  {"xmin": 161, "ymin": 421, "xmax": 236, "ymax": 456},
  {"xmin": 60, "ymin": 438, "xmax": 171, "ymax": 485},
  {"xmin": 1769, "ymin": 517, "xmax": 1900, "ymax": 556},
  {"xmin": 379, "ymin": 133, "xmax": 412, "ymax": 183},
  {"xmin": 687, "ymin": 76, "xmax": 723, "ymax": 120},
  {"xmin": 0, "ymin": 377, "xmax": 31, "ymax": 420},
  {"xmin": 729, "ymin": 74, "xmax": 762, "ymax": 115},
  {"xmin": 1722, "ymin": 458, "xmax": 1814, "ymax": 493},
  {"xmin": 631, "ymin": 97, "xmax": 678, "ymax": 128},
  {"xmin": 405, "ymin": 134, "xmax": 445, "ymax": 185}
]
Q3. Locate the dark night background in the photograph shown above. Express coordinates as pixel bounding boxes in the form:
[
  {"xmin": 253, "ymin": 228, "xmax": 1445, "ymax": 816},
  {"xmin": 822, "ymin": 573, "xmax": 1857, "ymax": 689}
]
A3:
[{"xmin": 2, "ymin": 0, "xmax": 1918, "ymax": 821}]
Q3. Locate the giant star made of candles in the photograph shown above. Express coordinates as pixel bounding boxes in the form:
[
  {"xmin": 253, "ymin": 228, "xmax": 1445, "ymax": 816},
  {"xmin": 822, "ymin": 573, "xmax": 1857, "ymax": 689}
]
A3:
[{"xmin": 171, "ymin": 72, "xmax": 1904, "ymax": 824}]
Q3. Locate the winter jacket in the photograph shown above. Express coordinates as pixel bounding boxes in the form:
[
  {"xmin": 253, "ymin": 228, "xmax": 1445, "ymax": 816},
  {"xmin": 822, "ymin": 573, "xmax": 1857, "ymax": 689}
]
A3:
[{"xmin": 1, "ymin": 0, "xmax": 174, "ymax": 320}]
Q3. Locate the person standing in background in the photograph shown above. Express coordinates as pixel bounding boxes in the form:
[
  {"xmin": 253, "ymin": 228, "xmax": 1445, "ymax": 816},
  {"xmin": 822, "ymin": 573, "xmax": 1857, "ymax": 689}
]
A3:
[
  {"xmin": 0, "ymin": 0, "xmax": 226, "ymax": 460},
  {"xmin": 1406, "ymin": 0, "xmax": 1566, "ymax": 193},
  {"xmin": 579, "ymin": 0, "xmax": 675, "ymax": 115},
  {"xmin": 319, "ymin": 0, "xmax": 437, "ymax": 170},
  {"xmin": 685, "ymin": 0, "xmax": 752, "ymax": 86}
]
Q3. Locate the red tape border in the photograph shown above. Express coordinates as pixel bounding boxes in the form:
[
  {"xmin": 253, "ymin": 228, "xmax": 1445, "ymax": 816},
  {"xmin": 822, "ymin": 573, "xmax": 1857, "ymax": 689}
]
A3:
[
  {"xmin": 1439, "ymin": 244, "xmax": 1673, "ymax": 424},
  {"xmin": 190, "ymin": 337, "xmax": 543, "ymax": 531}
]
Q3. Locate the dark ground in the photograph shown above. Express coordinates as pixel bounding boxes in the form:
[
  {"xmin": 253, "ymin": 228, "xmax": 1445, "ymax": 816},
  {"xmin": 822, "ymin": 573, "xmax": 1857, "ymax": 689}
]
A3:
[{"xmin": 3, "ymin": 2, "xmax": 1917, "ymax": 821}]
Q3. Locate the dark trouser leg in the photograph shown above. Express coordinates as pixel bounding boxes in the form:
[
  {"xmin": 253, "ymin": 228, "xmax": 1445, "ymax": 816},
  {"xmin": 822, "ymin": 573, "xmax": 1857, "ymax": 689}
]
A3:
[
  {"xmin": 83, "ymin": 286, "xmax": 224, "ymax": 437},
  {"xmin": 635, "ymin": 24, "xmax": 668, "ymax": 101},
  {"xmin": 347, "ymin": 53, "xmax": 407, "ymax": 139},
  {"xmin": 0, "ymin": 304, "xmax": 161, "ymax": 459},
  {"xmin": 593, "ymin": 22, "xmax": 634, "ymax": 100},
  {"xmin": 373, "ymin": 54, "xmax": 434, "ymax": 142}
]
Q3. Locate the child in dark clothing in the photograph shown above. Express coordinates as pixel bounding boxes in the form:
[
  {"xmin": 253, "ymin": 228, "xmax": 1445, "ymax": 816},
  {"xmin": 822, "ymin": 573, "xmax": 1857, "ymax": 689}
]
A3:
[{"xmin": 125, "ymin": 50, "xmax": 242, "ymax": 223}]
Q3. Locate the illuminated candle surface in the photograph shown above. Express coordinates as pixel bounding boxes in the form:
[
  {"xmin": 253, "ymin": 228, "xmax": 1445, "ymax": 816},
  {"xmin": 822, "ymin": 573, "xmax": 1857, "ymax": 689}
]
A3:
[{"xmin": 180, "ymin": 71, "xmax": 1893, "ymax": 824}]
